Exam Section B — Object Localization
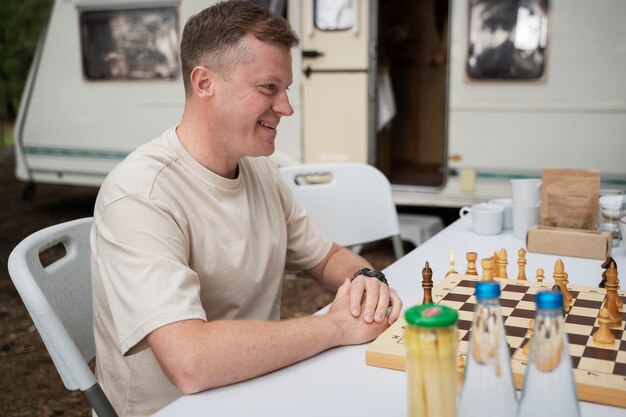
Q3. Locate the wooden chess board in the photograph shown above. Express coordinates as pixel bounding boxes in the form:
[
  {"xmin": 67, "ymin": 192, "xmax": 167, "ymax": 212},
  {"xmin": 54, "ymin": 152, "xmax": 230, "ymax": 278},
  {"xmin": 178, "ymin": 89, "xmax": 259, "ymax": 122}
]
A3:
[{"xmin": 365, "ymin": 273, "xmax": 626, "ymax": 408}]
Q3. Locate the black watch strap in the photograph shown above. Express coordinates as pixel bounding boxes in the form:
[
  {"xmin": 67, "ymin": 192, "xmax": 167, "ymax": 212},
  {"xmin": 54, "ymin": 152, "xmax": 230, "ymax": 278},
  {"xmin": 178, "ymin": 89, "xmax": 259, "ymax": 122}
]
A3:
[{"xmin": 353, "ymin": 268, "xmax": 388, "ymax": 285}]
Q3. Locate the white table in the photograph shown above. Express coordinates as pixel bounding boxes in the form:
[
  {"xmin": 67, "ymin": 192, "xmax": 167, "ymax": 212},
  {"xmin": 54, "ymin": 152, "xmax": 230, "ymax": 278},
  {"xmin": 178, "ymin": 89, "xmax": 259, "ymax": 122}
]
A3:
[{"xmin": 153, "ymin": 220, "xmax": 626, "ymax": 417}]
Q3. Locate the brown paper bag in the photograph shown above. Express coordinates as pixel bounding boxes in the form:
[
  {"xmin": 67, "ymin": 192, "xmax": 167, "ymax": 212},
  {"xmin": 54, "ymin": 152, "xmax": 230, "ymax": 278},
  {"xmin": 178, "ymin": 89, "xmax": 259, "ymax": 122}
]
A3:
[{"xmin": 540, "ymin": 169, "xmax": 600, "ymax": 230}]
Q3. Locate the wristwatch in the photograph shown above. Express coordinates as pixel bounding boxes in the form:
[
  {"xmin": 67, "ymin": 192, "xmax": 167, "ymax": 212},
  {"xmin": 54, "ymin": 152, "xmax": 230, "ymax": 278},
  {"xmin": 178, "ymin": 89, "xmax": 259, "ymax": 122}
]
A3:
[{"xmin": 353, "ymin": 268, "xmax": 388, "ymax": 285}]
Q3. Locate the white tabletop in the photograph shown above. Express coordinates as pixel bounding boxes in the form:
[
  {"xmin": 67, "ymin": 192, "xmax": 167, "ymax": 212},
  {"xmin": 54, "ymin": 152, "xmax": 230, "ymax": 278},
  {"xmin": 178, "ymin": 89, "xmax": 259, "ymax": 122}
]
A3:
[{"xmin": 152, "ymin": 220, "xmax": 626, "ymax": 417}]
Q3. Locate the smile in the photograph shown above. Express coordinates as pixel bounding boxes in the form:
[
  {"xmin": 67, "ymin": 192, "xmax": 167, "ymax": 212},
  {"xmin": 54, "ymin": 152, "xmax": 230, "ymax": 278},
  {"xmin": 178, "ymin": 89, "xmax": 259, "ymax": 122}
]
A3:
[{"xmin": 257, "ymin": 120, "xmax": 276, "ymax": 129}]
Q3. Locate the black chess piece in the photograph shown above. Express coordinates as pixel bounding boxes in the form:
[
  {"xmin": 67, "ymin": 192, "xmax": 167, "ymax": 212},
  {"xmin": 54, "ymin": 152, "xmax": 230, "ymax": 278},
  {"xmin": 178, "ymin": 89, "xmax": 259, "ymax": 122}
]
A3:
[
  {"xmin": 422, "ymin": 262, "xmax": 433, "ymax": 304},
  {"xmin": 551, "ymin": 285, "xmax": 567, "ymax": 316},
  {"xmin": 600, "ymin": 256, "xmax": 617, "ymax": 288}
]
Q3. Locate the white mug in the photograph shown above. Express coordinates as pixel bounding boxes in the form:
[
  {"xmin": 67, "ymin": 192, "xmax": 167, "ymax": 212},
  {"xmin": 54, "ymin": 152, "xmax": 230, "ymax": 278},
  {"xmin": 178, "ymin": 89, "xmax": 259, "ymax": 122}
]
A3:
[
  {"xmin": 459, "ymin": 203, "xmax": 504, "ymax": 235},
  {"xmin": 510, "ymin": 179, "xmax": 542, "ymax": 205},
  {"xmin": 513, "ymin": 203, "xmax": 540, "ymax": 240},
  {"xmin": 488, "ymin": 198, "xmax": 513, "ymax": 229}
]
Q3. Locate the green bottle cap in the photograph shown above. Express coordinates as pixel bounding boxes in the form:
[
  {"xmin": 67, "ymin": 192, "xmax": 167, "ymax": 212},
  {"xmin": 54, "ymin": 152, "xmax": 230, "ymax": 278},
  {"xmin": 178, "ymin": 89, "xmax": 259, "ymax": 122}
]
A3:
[{"xmin": 404, "ymin": 304, "xmax": 458, "ymax": 328}]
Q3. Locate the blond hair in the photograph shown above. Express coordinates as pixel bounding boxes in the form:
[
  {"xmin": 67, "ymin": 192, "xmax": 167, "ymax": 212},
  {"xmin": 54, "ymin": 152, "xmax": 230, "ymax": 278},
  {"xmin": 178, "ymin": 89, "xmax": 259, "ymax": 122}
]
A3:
[{"xmin": 180, "ymin": 0, "xmax": 299, "ymax": 95}]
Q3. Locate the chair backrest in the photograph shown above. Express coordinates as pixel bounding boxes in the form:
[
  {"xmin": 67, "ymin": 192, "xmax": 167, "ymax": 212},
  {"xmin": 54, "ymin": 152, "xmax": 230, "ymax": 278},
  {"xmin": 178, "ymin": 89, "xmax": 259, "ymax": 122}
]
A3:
[
  {"xmin": 279, "ymin": 163, "xmax": 403, "ymax": 258},
  {"xmin": 8, "ymin": 217, "xmax": 96, "ymax": 390},
  {"xmin": 9, "ymin": 217, "xmax": 119, "ymax": 416}
]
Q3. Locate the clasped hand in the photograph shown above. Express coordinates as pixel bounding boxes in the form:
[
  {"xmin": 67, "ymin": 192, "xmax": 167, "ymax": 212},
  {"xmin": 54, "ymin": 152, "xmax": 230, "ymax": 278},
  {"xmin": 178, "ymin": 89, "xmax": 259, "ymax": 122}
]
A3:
[
  {"xmin": 345, "ymin": 274, "xmax": 402, "ymax": 325},
  {"xmin": 325, "ymin": 276, "xmax": 402, "ymax": 346}
]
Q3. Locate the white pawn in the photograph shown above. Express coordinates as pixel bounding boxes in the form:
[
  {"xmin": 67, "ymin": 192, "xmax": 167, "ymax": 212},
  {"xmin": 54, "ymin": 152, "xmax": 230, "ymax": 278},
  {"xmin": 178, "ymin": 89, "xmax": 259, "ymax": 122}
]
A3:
[{"xmin": 593, "ymin": 308, "xmax": 615, "ymax": 345}]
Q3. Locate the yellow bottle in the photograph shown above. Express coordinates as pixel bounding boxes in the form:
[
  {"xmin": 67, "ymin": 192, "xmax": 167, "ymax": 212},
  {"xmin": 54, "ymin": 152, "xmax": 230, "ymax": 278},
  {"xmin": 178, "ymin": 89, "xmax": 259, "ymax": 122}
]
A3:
[{"xmin": 405, "ymin": 304, "xmax": 458, "ymax": 417}]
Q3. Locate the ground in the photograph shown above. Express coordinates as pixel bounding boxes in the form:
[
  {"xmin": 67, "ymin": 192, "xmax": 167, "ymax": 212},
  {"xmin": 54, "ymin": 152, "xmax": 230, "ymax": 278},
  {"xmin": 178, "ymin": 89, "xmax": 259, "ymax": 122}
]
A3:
[{"xmin": 0, "ymin": 153, "xmax": 398, "ymax": 416}]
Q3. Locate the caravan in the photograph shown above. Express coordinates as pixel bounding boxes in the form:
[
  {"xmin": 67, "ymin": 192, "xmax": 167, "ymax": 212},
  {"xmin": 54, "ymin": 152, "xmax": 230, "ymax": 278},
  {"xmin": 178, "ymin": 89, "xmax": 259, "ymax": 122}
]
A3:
[{"xmin": 14, "ymin": 0, "xmax": 626, "ymax": 205}]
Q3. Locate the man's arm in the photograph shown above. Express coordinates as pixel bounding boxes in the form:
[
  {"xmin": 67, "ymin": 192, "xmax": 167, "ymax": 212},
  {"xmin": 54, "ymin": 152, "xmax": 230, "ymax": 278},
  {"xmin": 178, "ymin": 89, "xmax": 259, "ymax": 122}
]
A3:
[
  {"xmin": 146, "ymin": 278, "xmax": 387, "ymax": 394},
  {"xmin": 306, "ymin": 243, "xmax": 403, "ymax": 325}
]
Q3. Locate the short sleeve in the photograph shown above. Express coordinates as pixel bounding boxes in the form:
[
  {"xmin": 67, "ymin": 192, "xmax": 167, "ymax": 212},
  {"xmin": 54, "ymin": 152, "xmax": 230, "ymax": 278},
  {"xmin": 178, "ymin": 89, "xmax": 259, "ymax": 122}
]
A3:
[{"xmin": 93, "ymin": 195, "xmax": 207, "ymax": 355}]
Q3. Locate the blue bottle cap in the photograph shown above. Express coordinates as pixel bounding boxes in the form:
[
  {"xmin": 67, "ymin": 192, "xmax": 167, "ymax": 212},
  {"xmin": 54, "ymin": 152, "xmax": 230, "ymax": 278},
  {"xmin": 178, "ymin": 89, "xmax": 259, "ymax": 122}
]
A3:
[
  {"xmin": 475, "ymin": 281, "xmax": 501, "ymax": 299},
  {"xmin": 536, "ymin": 290, "xmax": 564, "ymax": 309}
]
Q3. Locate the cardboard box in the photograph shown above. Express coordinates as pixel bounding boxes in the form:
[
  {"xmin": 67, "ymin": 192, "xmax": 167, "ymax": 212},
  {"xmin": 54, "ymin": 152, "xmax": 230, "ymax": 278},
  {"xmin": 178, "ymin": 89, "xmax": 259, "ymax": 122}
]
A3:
[{"xmin": 526, "ymin": 226, "xmax": 612, "ymax": 260}]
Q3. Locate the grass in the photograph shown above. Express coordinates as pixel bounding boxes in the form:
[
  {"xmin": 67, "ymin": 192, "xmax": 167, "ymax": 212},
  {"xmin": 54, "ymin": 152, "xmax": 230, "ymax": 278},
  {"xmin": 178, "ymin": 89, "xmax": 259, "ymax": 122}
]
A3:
[
  {"xmin": 2, "ymin": 122, "xmax": 15, "ymax": 151},
  {"xmin": 5, "ymin": 123, "xmax": 14, "ymax": 146}
]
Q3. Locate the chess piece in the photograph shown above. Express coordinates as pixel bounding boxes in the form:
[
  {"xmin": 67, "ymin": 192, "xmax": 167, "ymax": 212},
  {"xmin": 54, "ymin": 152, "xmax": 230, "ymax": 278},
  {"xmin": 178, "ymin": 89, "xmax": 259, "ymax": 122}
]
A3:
[
  {"xmin": 592, "ymin": 308, "xmax": 616, "ymax": 345},
  {"xmin": 422, "ymin": 261, "xmax": 433, "ymax": 304},
  {"xmin": 523, "ymin": 319, "xmax": 534, "ymax": 356},
  {"xmin": 599, "ymin": 270, "xmax": 607, "ymax": 289},
  {"xmin": 481, "ymin": 258, "xmax": 494, "ymax": 281},
  {"xmin": 599, "ymin": 259, "xmax": 622, "ymax": 310},
  {"xmin": 553, "ymin": 259, "xmax": 572, "ymax": 312},
  {"xmin": 466, "ymin": 252, "xmax": 478, "ymax": 276},
  {"xmin": 536, "ymin": 268, "xmax": 544, "ymax": 283},
  {"xmin": 608, "ymin": 259, "xmax": 623, "ymax": 310},
  {"xmin": 492, "ymin": 251, "xmax": 499, "ymax": 277},
  {"xmin": 445, "ymin": 249, "xmax": 457, "ymax": 277},
  {"xmin": 603, "ymin": 261, "xmax": 622, "ymax": 328},
  {"xmin": 563, "ymin": 271, "xmax": 573, "ymax": 307},
  {"xmin": 517, "ymin": 248, "xmax": 527, "ymax": 280},
  {"xmin": 497, "ymin": 248, "xmax": 508, "ymax": 279},
  {"xmin": 551, "ymin": 284, "xmax": 567, "ymax": 315},
  {"xmin": 599, "ymin": 256, "xmax": 614, "ymax": 288}
]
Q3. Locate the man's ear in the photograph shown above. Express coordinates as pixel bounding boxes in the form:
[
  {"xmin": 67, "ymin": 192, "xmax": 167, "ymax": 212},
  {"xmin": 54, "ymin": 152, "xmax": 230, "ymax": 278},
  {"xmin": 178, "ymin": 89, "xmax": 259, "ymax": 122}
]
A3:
[{"xmin": 190, "ymin": 66, "xmax": 215, "ymax": 98}]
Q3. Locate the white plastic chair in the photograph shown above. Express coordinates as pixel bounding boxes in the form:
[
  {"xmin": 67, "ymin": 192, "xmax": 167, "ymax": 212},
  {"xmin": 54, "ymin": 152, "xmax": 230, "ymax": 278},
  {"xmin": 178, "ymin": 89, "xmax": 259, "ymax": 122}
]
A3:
[
  {"xmin": 280, "ymin": 163, "xmax": 405, "ymax": 259},
  {"xmin": 7, "ymin": 217, "xmax": 119, "ymax": 417}
]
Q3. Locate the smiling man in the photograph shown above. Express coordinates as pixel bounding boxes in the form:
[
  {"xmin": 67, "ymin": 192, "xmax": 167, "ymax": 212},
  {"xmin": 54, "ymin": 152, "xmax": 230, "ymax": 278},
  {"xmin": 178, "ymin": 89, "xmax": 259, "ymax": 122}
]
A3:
[{"xmin": 90, "ymin": 2, "xmax": 402, "ymax": 416}]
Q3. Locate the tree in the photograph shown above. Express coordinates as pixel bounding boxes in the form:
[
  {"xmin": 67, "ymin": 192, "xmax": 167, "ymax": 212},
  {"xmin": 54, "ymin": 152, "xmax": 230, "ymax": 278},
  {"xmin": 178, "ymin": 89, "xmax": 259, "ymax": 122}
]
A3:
[{"xmin": 0, "ymin": 0, "xmax": 52, "ymax": 145}]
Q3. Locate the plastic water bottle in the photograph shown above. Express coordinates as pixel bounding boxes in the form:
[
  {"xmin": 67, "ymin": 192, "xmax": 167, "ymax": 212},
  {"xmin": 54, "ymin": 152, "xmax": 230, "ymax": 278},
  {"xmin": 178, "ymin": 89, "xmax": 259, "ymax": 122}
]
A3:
[
  {"xmin": 457, "ymin": 281, "xmax": 518, "ymax": 417},
  {"xmin": 517, "ymin": 291, "xmax": 581, "ymax": 417}
]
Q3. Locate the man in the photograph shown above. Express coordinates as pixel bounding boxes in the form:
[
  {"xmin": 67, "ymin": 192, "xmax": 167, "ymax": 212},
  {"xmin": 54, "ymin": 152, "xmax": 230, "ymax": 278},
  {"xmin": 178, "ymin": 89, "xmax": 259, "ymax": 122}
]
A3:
[{"xmin": 90, "ymin": 2, "xmax": 402, "ymax": 416}]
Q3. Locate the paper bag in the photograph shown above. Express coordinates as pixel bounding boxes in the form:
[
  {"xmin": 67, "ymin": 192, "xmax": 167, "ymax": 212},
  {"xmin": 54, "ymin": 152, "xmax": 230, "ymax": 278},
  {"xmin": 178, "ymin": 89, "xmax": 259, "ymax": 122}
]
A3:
[{"xmin": 540, "ymin": 169, "xmax": 600, "ymax": 230}]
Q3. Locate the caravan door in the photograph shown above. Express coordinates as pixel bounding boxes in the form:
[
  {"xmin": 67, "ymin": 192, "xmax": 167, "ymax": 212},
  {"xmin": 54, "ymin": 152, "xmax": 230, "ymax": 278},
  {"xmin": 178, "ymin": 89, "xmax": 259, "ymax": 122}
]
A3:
[{"xmin": 300, "ymin": 0, "xmax": 372, "ymax": 164}]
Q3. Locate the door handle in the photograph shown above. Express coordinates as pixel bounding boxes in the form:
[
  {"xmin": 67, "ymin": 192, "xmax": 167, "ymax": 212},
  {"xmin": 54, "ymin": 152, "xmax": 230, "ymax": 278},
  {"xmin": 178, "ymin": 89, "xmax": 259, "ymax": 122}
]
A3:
[
  {"xmin": 303, "ymin": 66, "xmax": 368, "ymax": 78},
  {"xmin": 302, "ymin": 50, "xmax": 325, "ymax": 58}
]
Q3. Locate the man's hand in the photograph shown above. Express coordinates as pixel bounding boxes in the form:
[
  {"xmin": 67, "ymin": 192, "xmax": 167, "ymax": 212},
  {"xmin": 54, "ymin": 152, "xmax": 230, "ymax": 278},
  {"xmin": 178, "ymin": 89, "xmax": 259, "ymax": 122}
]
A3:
[
  {"xmin": 326, "ymin": 279, "xmax": 391, "ymax": 345},
  {"xmin": 349, "ymin": 274, "xmax": 402, "ymax": 325},
  {"xmin": 306, "ymin": 243, "xmax": 403, "ymax": 327}
]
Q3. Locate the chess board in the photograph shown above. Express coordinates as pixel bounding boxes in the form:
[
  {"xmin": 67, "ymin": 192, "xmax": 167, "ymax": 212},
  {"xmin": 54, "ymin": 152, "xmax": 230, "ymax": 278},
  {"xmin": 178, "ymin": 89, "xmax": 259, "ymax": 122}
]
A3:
[{"xmin": 365, "ymin": 273, "xmax": 626, "ymax": 408}]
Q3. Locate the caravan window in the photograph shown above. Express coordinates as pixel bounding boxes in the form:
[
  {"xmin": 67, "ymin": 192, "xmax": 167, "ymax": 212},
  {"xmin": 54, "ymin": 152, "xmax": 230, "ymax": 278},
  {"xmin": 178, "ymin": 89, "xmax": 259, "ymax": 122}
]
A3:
[
  {"xmin": 315, "ymin": 0, "xmax": 356, "ymax": 31},
  {"xmin": 80, "ymin": 7, "xmax": 179, "ymax": 80},
  {"xmin": 466, "ymin": 0, "xmax": 548, "ymax": 80}
]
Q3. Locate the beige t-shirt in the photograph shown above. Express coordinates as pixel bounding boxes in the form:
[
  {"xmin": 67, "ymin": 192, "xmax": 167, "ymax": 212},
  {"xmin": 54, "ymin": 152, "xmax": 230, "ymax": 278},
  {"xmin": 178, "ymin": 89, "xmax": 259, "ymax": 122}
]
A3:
[{"xmin": 91, "ymin": 127, "xmax": 331, "ymax": 417}]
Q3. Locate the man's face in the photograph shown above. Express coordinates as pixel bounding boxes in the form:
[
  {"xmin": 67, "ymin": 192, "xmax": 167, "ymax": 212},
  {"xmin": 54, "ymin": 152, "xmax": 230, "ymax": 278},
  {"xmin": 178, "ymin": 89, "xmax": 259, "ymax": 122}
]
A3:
[{"xmin": 212, "ymin": 35, "xmax": 294, "ymax": 159}]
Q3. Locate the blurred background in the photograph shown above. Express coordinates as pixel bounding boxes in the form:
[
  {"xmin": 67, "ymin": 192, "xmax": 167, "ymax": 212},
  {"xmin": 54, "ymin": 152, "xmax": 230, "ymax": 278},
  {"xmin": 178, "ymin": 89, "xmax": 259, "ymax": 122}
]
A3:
[{"xmin": 1, "ymin": 0, "xmax": 50, "ymax": 153}]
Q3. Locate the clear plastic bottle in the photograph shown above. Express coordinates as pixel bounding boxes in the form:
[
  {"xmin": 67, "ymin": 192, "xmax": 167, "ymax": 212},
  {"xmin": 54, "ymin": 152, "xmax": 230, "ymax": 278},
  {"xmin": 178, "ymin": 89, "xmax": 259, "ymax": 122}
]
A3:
[
  {"xmin": 457, "ymin": 281, "xmax": 518, "ymax": 417},
  {"xmin": 517, "ymin": 291, "xmax": 581, "ymax": 417}
]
